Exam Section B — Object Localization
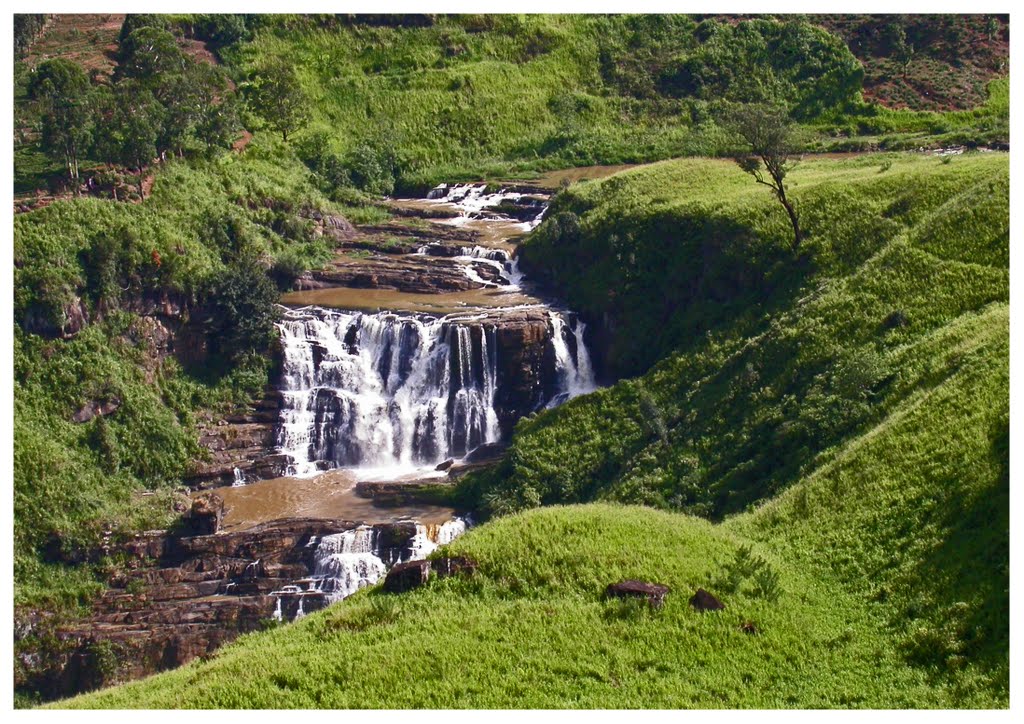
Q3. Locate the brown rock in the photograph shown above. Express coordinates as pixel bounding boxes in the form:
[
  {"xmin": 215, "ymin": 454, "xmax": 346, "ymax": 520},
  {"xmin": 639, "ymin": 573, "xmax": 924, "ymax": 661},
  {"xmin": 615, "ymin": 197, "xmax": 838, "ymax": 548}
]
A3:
[
  {"xmin": 689, "ymin": 588, "xmax": 725, "ymax": 612},
  {"xmin": 605, "ymin": 580, "xmax": 671, "ymax": 608},
  {"xmin": 435, "ymin": 459, "xmax": 455, "ymax": 471},
  {"xmin": 383, "ymin": 560, "xmax": 431, "ymax": 594},
  {"xmin": 71, "ymin": 397, "xmax": 121, "ymax": 423},
  {"xmin": 188, "ymin": 493, "xmax": 224, "ymax": 536},
  {"xmin": 431, "ymin": 555, "xmax": 478, "ymax": 579}
]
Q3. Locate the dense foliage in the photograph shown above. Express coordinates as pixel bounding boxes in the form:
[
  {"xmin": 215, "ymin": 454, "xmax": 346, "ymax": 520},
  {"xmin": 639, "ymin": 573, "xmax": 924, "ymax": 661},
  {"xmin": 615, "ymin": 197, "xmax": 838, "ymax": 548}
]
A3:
[{"xmin": 12, "ymin": 14, "xmax": 1010, "ymax": 708}]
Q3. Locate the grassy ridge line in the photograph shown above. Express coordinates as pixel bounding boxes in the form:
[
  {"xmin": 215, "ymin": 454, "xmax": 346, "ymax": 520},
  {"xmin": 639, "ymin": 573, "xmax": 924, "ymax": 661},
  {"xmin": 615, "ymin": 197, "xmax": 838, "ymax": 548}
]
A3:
[
  {"xmin": 59, "ymin": 316, "xmax": 1007, "ymax": 706},
  {"xmin": 467, "ymin": 153, "xmax": 1007, "ymax": 520}
]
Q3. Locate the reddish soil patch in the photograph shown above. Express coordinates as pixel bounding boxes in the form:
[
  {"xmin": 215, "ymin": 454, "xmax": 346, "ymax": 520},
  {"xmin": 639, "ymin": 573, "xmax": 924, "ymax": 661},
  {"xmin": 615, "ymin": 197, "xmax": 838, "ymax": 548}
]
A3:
[
  {"xmin": 233, "ymin": 129, "xmax": 254, "ymax": 153},
  {"xmin": 22, "ymin": 13, "xmax": 124, "ymax": 77}
]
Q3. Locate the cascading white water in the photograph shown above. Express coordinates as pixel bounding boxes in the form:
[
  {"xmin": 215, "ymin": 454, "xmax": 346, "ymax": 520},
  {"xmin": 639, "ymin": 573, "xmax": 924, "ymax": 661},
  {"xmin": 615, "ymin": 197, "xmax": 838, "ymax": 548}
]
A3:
[
  {"xmin": 407, "ymin": 518, "xmax": 469, "ymax": 560},
  {"xmin": 232, "ymin": 467, "xmax": 247, "ymax": 487},
  {"xmin": 276, "ymin": 306, "xmax": 596, "ymax": 475},
  {"xmin": 425, "ymin": 183, "xmax": 546, "ymax": 231},
  {"xmin": 277, "ymin": 309, "xmax": 500, "ymax": 476},
  {"xmin": 301, "ymin": 516, "xmax": 469, "ymax": 609},
  {"xmin": 548, "ymin": 311, "xmax": 598, "ymax": 400},
  {"xmin": 310, "ymin": 527, "xmax": 389, "ymax": 603}
]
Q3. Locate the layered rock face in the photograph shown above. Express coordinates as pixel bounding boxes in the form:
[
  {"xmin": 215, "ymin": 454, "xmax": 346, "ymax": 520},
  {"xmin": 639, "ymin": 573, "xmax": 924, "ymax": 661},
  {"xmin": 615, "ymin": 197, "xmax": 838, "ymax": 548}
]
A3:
[{"xmin": 14, "ymin": 516, "xmax": 442, "ymax": 700}]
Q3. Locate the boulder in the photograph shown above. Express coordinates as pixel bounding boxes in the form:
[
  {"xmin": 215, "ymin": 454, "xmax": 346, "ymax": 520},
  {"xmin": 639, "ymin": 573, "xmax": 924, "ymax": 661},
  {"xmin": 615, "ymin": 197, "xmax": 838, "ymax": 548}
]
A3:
[
  {"xmin": 383, "ymin": 560, "xmax": 431, "ymax": 594},
  {"xmin": 431, "ymin": 555, "xmax": 478, "ymax": 579},
  {"xmin": 435, "ymin": 458, "xmax": 455, "ymax": 471},
  {"xmin": 71, "ymin": 397, "xmax": 122, "ymax": 423},
  {"xmin": 463, "ymin": 441, "xmax": 506, "ymax": 464},
  {"xmin": 689, "ymin": 588, "xmax": 725, "ymax": 612},
  {"xmin": 605, "ymin": 580, "xmax": 671, "ymax": 608},
  {"xmin": 187, "ymin": 493, "xmax": 224, "ymax": 536}
]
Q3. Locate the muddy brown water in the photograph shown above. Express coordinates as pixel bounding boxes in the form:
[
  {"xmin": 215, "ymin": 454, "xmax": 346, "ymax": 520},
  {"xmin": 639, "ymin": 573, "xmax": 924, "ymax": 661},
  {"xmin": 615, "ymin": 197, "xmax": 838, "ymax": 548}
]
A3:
[
  {"xmin": 280, "ymin": 285, "xmax": 543, "ymax": 314},
  {"xmin": 209, "ymin": 470, "xmax": 457, "ymax": 532}
]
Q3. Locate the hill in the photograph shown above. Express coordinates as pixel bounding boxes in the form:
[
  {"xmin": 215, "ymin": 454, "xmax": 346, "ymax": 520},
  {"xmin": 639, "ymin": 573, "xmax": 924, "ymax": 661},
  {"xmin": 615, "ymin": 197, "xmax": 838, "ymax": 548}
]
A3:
[{"xmin": 57, "ymin": 150, "xmax": 1008, "ymax": 708}]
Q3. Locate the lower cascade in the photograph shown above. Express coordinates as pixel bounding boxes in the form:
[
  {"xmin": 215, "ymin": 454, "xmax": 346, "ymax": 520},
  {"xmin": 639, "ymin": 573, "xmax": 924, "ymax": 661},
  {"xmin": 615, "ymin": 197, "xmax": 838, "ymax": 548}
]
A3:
[
  {"xmin": 276, "ymin": 307, "xmax": 595, "ymax": 476},
  {"xmin": 270, "ymin": 518, "xmax": 469, "ymax": 618}
]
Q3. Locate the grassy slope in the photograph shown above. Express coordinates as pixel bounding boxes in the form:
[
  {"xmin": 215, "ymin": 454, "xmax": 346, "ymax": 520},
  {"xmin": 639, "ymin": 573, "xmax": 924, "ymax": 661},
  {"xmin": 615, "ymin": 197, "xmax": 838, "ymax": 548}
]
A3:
[
  {"xmin": 59, "ymin": 154, "xmax": 1008, "ymax": 709},
  {"xmin": 236, "ymin": 16, "xmax": 1007, "ymax": 188},
  {"xmin": 473, "ymin": 153, "xmax": 1007, "ymax": 520},
  {"xmin": 60, "ymin": 319, "xmax": 1007, "ymax": 707}
]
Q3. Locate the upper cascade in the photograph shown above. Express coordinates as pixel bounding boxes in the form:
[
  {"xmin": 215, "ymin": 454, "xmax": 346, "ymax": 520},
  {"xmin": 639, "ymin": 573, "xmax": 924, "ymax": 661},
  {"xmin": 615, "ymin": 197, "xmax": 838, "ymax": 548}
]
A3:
[{"xmin": 425, "ymin": 183, "xmax": 547, "ymax": 231}]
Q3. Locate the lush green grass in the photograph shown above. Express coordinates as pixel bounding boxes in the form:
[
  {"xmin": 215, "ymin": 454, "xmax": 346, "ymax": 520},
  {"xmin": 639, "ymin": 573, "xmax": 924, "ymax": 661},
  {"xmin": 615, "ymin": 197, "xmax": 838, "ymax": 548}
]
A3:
[
  {"xmin": 59, "ymin": 289, "xmax": 1007, "ymax": 708},
  {"xmin": 230, "ymin": 16, "xmax": 1006, "ymax": 189},
  {"xmin": 48, "ymin": 503, "xmax": 958, "ymax": 708},
  {"xmin": 464, "ymin": 153, "xmax": 1007, "ymax": 523}
]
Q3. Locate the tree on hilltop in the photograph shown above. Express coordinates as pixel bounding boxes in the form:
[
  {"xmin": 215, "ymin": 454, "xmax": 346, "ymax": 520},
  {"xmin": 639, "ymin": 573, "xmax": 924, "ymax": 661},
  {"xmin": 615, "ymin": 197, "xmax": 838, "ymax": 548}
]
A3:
[
  {"xmin": 725, "ymin": 103, "xmax": 803, "ymax": 252},
  {"xmin": 27, "ymin": 59, "xmax": 94, "ymax": 193}
]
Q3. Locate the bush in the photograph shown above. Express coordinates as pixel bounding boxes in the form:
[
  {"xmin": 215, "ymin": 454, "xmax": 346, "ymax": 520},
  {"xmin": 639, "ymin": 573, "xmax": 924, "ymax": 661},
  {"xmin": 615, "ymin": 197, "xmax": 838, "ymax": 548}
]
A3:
[{"xmin": 202, "ymin": 257, "xmax": 281, "ymax": 360}]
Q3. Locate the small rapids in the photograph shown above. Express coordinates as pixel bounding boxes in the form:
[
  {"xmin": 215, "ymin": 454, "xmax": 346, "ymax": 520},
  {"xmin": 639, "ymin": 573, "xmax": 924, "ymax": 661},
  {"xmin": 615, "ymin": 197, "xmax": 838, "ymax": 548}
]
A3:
[{"xmin": 425, "ymin": 183, "xmax": 547, "ymax": 232}]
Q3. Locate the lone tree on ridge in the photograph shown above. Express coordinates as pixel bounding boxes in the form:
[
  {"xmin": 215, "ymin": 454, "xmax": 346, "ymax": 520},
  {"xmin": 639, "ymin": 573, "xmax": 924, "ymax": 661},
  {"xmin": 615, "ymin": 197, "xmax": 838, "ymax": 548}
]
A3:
[{"xmin": 726, "ymin": 103, "xmax": 803, "ymax": 252}]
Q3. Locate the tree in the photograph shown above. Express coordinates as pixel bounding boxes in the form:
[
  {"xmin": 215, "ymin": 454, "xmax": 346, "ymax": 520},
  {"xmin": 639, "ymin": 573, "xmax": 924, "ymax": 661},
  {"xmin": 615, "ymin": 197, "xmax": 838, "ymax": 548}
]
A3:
[
  {"xmin": 726, "ymin": 103, "xmax": 802, "ymax": 252},
  {"xmin": 93, "ymin": 83, "xmax": 164, "ymax": 197},
  {"xmin": 203, "ymin": 256, "xmax": 281, "ymax": 360},
  {"xmin": 889, "ymin": 24, "xmax": 915, "ymax": 80},
  {"xmin": 27, "ymin": 59, "xmax": 94, "ymax": 192},
  {"xmin": 157, "ymin": 63, "xmax": 238, "ymax": 156},
  {"xmin": 117, "ymin": 26, "xmax": 188, "ymax": 84},
  {"xmin": 241, "ymin": 60, "xmax": 310, "ymax": 142}
]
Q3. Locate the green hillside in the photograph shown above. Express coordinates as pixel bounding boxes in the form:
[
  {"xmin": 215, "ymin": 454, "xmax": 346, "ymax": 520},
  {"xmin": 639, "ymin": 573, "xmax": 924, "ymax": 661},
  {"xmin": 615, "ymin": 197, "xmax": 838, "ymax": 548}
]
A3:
[
  {"xmin": 14, "ymin": 14, "xmax": 1009, "ymax": 709},
  {"xmin": 58, "ymin": 151, "xmax": 1008, "ymax": 708},
  {"xmin": 471, "ymin": 153, "xmax": 1007, "ymax": 519},
  {"xmin": 61, "ymin": 314, "xmax": 1007, "ymax": 707}
]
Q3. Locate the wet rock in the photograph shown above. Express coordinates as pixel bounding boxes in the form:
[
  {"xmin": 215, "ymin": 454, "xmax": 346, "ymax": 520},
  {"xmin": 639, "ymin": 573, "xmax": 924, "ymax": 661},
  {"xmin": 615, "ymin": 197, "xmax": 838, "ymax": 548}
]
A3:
[
  {"xmin": 463, "ymin": 441, "xmax": 507, "ymax": 464},
  {"xmin": 605, "ymin": 580, "xmax": 671, "ymax": 608},
  {"xmin": 435, "ymin": 458, "xmax": 455, "ymax": 471},
  {"xmin": 689, "ymin": 588, "xmax": 725, "ymax": 612},
  {"xmin": 383, "ymin": 559, "xmax": 431, "ymax": 593},
  {"xmin": 187, "ymin": 493, "xmax": 224, "ymax": 536},
  {"xmin": 431, "ymin": 555, "xmax": 478, "ymax": 579},
  {"xmin": 354, "ymin": 478, "xmax": 454, "ymax": 506}
]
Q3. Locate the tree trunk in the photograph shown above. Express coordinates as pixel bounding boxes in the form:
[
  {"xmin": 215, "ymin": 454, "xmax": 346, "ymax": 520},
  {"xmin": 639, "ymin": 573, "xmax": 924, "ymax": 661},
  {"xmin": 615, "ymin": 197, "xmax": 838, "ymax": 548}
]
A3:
[{"xmin": 779, "ymin": 194, "xmax": 801, "ymax": 251}]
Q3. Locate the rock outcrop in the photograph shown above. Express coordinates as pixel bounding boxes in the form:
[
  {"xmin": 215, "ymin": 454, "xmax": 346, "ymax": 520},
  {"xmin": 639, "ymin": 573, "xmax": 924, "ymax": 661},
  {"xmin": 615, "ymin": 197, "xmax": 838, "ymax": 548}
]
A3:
[
  {"xmin": 605, "ymin": 580, "xmax": 671, "ymax": 609},
  {"xmin": 15, "ymin": 517, "xmax": 432, "ymax": 701},
  {"xmin": 689, "ymin": 588, "xmax": 725, "ymax": 612},
  {"xmin": 383, "ymin": 559, "xmax": 432, "ymax": 593}
]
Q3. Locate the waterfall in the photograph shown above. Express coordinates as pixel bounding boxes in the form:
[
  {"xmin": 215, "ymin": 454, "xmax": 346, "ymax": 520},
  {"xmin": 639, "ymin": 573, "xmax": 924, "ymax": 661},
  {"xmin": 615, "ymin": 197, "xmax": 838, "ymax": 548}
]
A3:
[
  {"xmin": 407, "ymin": 518, "xmax": 469, "ymax": 560},
  {"xmin": 276, "ymin": 308, "xmax": 501, "ymax": 475},
  {"xmin": 424, "ymin": 183, "xmax": 546, "ymax": 230},
  {"xmin": 310, "ymin": 527, "xmax": 389, "ymax": 603},
  {"xmin": 232, "ymin": 467, "xmax": 247, "ymax": 487},
  {"xmin": 276, "ymin": 306, "xmax": 597, "ymax": 475},
  {"xmin": 306, "ymin": 517, "xmax": 469, "ymax": 607},
  {"xmin": 548, "ymin": 311, "xmax": 597, "ymax": 401}
]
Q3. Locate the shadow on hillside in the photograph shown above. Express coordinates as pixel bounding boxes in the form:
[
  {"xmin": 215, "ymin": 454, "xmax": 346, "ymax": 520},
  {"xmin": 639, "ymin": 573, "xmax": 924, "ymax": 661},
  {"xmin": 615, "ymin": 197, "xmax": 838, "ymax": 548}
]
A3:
[{"xmin": 901, "ymin": 409, "xmax": 1009, "ymax": 690}]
